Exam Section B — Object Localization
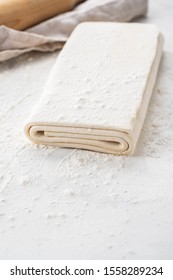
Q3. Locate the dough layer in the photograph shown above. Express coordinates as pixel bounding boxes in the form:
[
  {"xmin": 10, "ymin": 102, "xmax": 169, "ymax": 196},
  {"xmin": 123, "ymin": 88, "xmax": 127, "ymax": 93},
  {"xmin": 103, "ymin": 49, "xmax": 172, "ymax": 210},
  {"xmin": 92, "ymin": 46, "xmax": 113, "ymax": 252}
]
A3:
[{"xmin": 25, "ymin": 22, "xmax": 163, "ymax": 155}]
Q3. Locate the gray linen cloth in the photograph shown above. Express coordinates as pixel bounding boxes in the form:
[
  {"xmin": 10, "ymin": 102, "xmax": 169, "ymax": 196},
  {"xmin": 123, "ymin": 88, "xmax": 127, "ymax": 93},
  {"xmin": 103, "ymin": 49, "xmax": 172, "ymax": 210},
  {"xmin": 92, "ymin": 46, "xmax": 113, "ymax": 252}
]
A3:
[{"xmin": 0, "ymin": 0, "xmax": 148, "ymax": 62}]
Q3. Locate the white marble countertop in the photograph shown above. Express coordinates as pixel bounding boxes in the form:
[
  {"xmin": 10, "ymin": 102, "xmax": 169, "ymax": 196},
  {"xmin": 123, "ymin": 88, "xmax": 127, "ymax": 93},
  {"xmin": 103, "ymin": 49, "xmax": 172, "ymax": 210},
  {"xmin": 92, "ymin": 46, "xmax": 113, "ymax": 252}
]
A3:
[{"xmin": 0, "ymin": 0, "xmax": 173, "ymax": 259}]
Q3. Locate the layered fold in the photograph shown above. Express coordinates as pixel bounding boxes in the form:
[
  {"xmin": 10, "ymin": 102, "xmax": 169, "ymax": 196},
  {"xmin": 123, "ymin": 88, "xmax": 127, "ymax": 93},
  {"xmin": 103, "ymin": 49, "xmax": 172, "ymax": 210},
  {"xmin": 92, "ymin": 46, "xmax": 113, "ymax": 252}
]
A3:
[{"xmin": 25, "ymin": 124, "xmax": 132, "ymax": 155}]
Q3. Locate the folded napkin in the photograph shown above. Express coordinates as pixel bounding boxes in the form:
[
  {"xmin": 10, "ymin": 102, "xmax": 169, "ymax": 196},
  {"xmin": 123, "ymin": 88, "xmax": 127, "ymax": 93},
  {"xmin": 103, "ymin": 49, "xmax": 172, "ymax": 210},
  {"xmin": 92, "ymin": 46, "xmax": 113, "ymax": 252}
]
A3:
[
  {"xmin": 0, "ymin": 0, "xmax": 148, "ymax": 62},
  {"xmin": 25, "ymin": 22, "xmax": 163, "ymax": 155}
]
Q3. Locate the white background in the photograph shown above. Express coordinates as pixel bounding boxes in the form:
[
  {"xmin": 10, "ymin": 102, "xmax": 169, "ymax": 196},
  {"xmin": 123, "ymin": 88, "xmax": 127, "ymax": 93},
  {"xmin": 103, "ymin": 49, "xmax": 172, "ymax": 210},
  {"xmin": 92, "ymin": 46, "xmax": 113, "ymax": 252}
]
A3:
[{"xmin": 0, "ymin": 0, "xmax": 173, "ymax": 259}]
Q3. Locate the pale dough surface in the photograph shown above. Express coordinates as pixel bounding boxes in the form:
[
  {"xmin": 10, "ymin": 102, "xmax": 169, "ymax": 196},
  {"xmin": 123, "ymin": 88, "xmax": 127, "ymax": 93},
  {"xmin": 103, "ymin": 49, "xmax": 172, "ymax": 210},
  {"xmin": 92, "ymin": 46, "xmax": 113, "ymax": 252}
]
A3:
[{"xmin": 25, "ymin": 22, "xmax": 163, "ymax": 155}]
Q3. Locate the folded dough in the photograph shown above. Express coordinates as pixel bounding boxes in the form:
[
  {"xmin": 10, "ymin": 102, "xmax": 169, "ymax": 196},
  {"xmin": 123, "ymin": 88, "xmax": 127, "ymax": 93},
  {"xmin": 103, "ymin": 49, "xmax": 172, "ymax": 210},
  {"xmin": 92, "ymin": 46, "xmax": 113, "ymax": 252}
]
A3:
[{"xmin": 25, "ymin": 22, "xmax": 163, "ymax": 155}]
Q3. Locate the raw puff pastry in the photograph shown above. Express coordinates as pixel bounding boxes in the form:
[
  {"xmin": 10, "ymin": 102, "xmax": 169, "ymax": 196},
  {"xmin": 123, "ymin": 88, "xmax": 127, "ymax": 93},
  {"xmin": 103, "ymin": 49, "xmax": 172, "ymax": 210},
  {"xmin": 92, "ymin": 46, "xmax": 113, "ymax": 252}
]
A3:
[{"xmin": 25, "ymin": 22, "xmax": 163, "ymax": 155}]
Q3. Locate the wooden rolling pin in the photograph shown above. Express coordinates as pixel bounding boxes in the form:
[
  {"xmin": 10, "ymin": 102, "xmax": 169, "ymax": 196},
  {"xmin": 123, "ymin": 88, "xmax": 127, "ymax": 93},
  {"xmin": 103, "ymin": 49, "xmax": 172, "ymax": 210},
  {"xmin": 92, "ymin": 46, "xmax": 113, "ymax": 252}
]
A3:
[{"xmin": 0, "ymin": 0, "xmax": 83, "ymax": 30}]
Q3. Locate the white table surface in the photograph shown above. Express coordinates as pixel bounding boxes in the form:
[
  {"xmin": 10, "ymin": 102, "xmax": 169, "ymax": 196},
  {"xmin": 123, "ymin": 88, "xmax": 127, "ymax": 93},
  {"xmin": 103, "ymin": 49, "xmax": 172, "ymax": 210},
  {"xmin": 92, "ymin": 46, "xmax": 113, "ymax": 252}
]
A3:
[{"xmin": 0, "ymin": 0, "xmax": 173, "ymax": 259}]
